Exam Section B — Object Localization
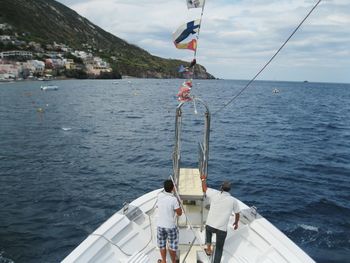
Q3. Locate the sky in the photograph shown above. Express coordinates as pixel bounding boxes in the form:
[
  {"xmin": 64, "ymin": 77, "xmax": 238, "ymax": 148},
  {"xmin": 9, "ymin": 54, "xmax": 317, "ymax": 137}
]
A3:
[{"xmin": 56, "ymin": 0, "xmax": 350, "ymax": 83}]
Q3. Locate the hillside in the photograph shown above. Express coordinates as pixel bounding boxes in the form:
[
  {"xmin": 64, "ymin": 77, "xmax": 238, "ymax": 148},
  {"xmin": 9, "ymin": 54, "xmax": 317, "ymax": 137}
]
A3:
[{"xmin": 0, "ymin": 0, "xmax": 214, "ymax": 79}]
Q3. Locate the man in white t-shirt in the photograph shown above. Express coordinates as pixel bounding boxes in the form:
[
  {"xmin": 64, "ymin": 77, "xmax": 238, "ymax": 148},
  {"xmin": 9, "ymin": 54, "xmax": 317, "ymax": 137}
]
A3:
[
  {"xmin": 205, "ymin": 181, "xmax": 240, "ymax": 263},
  {"xmin": 156, "ymin": 179, "xmax": 182, "ymax": 263}
]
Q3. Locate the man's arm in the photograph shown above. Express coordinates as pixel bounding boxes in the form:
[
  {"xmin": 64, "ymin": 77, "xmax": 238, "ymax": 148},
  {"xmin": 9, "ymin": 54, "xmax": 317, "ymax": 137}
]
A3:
[
  {"xmin": 175, "ymin": 207, "xmax": 182, "ymax": 216},
  {"xmin": 173, "ymin": 194, "xmax": 182, "ymax": 216},
  {"xmin": 233, "ymin": 213, "xmax": 240, "ymax": 230}
]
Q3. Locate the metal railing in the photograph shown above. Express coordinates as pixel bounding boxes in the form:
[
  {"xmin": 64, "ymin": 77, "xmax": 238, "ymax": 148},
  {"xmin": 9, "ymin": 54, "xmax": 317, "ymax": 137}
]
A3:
[{"xmin": 173, "ymin": 98, "xmax": 210, "ymax": 187}]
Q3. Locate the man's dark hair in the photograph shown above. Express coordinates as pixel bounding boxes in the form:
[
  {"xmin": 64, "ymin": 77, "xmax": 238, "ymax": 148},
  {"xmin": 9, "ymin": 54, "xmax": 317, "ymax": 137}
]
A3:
[
  {"xmin": 164, "ymin": 179, "xmax": 174, "ymax": 193},
  {"xmin": 221, "ymin": 181, "xmax": 231, "ymax": 192}
]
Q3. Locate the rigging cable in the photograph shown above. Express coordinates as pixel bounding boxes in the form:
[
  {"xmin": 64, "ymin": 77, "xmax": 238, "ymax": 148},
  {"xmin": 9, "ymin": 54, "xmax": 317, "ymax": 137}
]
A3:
[{"xmin": 212, "ymin": 0, "xmax": 322, "ymax": 116}]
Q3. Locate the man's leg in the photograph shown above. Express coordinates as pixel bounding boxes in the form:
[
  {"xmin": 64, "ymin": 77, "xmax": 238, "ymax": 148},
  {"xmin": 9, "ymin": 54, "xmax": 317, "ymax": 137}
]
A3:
[
  {"xmin": 169, "ymin": 249, "xmax": 177, "ymax": 263},
  {"xmin": 213, "ymin": 229, "xmax": 227, "ymax": 263},
  {"xmin": 160, "ymin": 248, "xmax": 167, "ymax": 263},
  {"xmin": 157, "ymin": 227, "xmax": 168, "ymax": 262},
  {"xmin": 205, "ymin": 225, "xmax": 214, "ymax": 254},
  {"xmin": 167, "ymin": 227, "xmax": 179, "ymax": 263}
]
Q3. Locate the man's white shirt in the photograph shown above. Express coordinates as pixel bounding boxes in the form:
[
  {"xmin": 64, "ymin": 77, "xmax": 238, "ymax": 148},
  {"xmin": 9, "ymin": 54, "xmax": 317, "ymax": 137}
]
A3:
[
  {"xmin": 206, "ymin": 191, "xmax": 240, "ymax": 231},
  {"xmin": 157, "ymin": 191, "xmax": 180, "ymax": 228}
]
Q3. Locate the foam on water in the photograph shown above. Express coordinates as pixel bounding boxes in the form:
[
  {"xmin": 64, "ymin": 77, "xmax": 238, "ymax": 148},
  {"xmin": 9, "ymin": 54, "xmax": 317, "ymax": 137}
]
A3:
[
  {"xmin": 299, "ymin": 224, "xmax": 319, "ymax": 232},
  {"xmin": 0, "ymin": 251, "xmax": 14, "ymax": 263}
]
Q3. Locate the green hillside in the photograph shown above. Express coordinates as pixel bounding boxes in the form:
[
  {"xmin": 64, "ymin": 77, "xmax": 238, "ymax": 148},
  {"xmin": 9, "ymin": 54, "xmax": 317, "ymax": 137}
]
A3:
[{"xmin": 0, "ymin": 0, "xmax": 214, "ymax": 78}]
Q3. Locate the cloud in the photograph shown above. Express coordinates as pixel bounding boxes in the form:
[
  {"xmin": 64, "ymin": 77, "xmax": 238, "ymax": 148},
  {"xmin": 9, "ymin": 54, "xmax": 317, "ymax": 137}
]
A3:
[{"xmin": 56, "ymin": 0, "xmax": 350, "ymax": 83}]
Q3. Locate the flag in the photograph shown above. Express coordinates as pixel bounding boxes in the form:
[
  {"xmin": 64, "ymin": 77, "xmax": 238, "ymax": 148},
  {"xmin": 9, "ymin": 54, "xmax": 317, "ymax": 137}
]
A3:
[
  {"xmin": 178, "ymin": 65, "xmax": 186, "ymax": 73},
  {"xmin": 186, "ymin": 0, "xmax": 205, "ymax": 9},
  {"xmin": 174, "ymin": 39, "xmax": 197, "ymax": 51},
  {"xmin": 172, "ymin": 20, "xmax": 200, "ymax": 44}
]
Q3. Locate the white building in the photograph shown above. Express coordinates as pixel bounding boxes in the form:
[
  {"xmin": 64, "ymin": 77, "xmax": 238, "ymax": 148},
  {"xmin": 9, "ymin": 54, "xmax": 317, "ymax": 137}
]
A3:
[
  {"xmin": 73, "ymin": 50, "xmax": 91, "ymax": 60},
  {"xmin": 85, "ymin": 56, "xmax": 112, "ymax": 75},
  {"xmin": 27, "ymin": 60, "xmax": 45, "ymax": 75},
  {"xmin": 0, "ymin": 35, "xmax": 11, "ymax": 41},
  {"xmin": 0, "ymin": 50, "xmax": 33, "ymax": 59}
]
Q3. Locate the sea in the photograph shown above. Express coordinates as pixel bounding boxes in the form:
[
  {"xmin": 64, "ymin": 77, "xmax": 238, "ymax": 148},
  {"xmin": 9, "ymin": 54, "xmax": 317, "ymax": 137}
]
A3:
[{"xmin": 0, "ymin": 79, "xmax": 349, "ymax": 263}]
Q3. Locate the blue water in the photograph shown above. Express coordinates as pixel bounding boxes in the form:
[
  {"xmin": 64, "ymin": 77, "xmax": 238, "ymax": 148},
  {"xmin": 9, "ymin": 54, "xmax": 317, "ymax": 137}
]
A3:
[{"xmin": 0, "ymin": 79, "xmax": 349, "ymax": 263}]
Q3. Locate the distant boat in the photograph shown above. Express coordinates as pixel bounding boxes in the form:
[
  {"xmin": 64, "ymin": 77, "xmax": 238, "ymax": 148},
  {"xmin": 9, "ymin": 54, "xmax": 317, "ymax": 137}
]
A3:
[
  {"xmin": 41, "ymin": 85, "xmax": 58, "ymax": 91},
  {"xmin": 0, "ymin": 78, "xmax": 14, "ymax": 83},
  {"xmin": 303, "ymin": 80, "xmax": 308, "ymax": 83},
  {"xmin": 273, "ymin": 88, "xmax": 280, "ymax": 93},
  {"xmin": 38, "ymin": 76, "xmax": 53, "ymax": 81}
]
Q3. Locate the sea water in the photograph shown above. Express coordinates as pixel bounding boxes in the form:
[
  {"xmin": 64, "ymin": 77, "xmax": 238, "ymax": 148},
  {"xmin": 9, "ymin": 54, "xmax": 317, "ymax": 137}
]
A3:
[{"xmin": 0, "ymin": 79, "xmax": 349, "ymax": 263}]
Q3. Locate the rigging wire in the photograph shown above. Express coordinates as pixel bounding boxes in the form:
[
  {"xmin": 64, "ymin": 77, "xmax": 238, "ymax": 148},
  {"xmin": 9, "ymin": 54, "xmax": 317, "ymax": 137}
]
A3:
[{"xmin": 212, "ymin": 0, "xmax": 322, "ymax": 116}]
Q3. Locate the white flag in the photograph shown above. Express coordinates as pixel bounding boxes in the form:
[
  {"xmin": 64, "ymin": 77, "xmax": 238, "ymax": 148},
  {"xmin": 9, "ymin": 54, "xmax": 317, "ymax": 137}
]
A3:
[
  {"xmin": 172, "ymin": 20, "xmax": 201, "ymax": 44},
  {"xmin": 186, "ymin": 0, "xmax": 204, "ymax": 9}
]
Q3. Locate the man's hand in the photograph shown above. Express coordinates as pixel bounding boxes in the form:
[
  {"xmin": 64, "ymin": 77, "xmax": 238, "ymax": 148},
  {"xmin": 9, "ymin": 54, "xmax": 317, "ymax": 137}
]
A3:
[
  {"xmin": 233, "ymin": 222, "xmax": 239, "ymax": 230},
  {"xmin": 175, "ymin": 207, "xmax": 182, "ymax": 216},
  {"xmin": 233, "ymin": 213, "xmax": 240, "ymax": 230}
]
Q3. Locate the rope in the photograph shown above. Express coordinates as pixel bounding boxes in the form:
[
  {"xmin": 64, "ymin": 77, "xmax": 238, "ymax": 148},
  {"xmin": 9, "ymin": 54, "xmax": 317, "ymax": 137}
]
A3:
[{"xmin": 212, "ymin": 0, "xmax": 322, "ymax": 116}]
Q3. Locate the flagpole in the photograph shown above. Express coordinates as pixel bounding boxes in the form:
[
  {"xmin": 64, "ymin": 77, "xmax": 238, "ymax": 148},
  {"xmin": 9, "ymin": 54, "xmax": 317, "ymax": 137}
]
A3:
[
  {"xmin": 194, "ymin": 0, "xmax": 206, "ymax": 59},
  {"xmin": 194, "ymin": 0, "xmax": 205, "ymax": 59},
  {"xmin": 190, "ymin": 0, "xmax": 206, "ymax": 80},
  {"xmin": 176, "ymin": 0, "xmax": 207, "ymax": 102}
]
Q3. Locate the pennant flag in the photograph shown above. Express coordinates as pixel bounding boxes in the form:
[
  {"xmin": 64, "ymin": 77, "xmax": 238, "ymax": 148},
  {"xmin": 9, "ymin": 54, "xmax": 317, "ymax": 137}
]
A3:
[
  {"xmin": 186, "ymin": 0, "xmax": 205, "ymax": 9},
  {"xmin": 178, "ymin": 65, "xmax": 186, "ymax": 73},
  {"xmin": 172, "ymin": 20, "xmax": 200, "ymax": 44},
  {"xmin": 174, "ymin": 39, "xmax": 197, "ymax": 51}
]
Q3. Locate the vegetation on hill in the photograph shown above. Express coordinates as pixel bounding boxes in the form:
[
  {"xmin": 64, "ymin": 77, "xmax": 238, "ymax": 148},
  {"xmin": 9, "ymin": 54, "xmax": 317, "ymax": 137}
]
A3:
[{"xmin": 0, "ymin": 0, "xmax": 214, "ymax": 79}]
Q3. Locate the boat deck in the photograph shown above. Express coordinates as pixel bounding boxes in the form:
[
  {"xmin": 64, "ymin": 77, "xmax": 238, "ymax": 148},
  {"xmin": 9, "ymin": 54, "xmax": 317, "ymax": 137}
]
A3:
[{"xmin": 178, "ymin": 168, "xmax": 203, "ymax": 200}]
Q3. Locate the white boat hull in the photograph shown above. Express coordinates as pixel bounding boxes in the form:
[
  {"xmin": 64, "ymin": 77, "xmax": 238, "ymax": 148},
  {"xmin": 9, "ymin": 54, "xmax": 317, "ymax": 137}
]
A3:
[
  {"xmin": 41, "ymin": 85, "xmax": 58, "ymax": 91},
  {"xmin": 62, "ymin": 188, "xmax": 315, "ymax": 263}
]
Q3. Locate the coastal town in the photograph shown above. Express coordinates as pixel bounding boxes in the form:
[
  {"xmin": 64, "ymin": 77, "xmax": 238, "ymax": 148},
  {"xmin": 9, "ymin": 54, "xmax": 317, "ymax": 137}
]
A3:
[{"xmin": 0, "ymin": 22, "xmax": 118, "ymax": 82}]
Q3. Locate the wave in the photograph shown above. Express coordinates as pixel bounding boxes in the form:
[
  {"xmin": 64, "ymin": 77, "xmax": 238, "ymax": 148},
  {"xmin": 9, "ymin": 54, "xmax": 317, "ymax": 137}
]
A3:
[
  {"xmin": 272, "ymin": 198, "xmax": 350, "ymax": 222},
  {"xmin": 298, "ymin": 224, "xmax": 319, "ymax": 232},
  {"xmin": 0, "ymin": 251, "xmax": 14, "ymax": 263},
  {"xmin": 302, "ymin": 198, "xmax": 350, "ymax": 216},
  {"xmin": 285, "ymin": 222, "xmax": 349, "ymax": 249},
  {"xmin": 125, "ymin": 115, "xmax": 143, "ymax": 119}
]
